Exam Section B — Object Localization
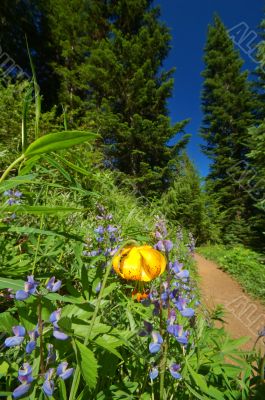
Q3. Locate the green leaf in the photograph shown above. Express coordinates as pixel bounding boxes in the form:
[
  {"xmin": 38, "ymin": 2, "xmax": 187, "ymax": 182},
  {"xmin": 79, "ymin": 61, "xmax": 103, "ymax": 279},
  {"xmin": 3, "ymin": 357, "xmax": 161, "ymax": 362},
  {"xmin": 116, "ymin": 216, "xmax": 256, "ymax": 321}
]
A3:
[
  {"xmin": 75, "ymin": 387, "xmax": 90, "ymax": 400},
  {"xmin": 24, "ymin": 131, "xmax": 98, "ymax": 158},
  {"xmin": 186, "ymin": 363, "xmax": 209, "ymax": 393},
  {"xmin": 0, "ymin": 362, "xmax": 9, "ymax": 377},
  {"xmin": 94, "ymin": 335, "xmax": 123, "ymax": 359},
  {"xmin": 89, "ymin": 322, "xmax": 112, "ymax": 339},
  {"xmin": 44, "ymin": 155, "xmax": 72, "ymax": 182},
  {"xmin": 0, "ymin": 277, "xmax": 24, "ymax": 291},
  {"xmin": 75, "ymin": 340, "xmax": 98, "ymax": 389},
  {"xmin": 101, "ymin": 282, "xmax": 118, "ymax": 298},
  {"xmin": 58, "ymin": 379, "xmax": 67, "ymax": 400},
  {"xmin": 19, "ymin": 155, "xmax": 41, "ymax": 175},
  {"xmin": 0, "ymin": 312, "xmax": 18, "ymax": 333},
  {"xmin": 58, "ymin": 317, "xmax": 72, "ymax": 333},
  {"xmin": 55, "ymin": 154, "xmax": 91, "ymax": 176},
  {"xmin": 185, "ymin": 383, "xmax": 209, "ymax": 400},
  {"xmin": 46, "ymin": 293, "xmax": 86, "ymax": 304},
  {"xmin": 1, "ymin": 205, "xmax": 84, "ymax": 215},
  {"xmin": 0, "ymin": 392, "xmax": 12, "ymax": 397},
  {"xmin": 21, "ymin": 85, "xmax": 33, "ymax": 151},
  {"xmin": 69, "ymin": 366, "xmax": 81, "ymax": 400},
  {"xmin": 0, "ymin": 174, "xmax": 37, "ymax": 193}
]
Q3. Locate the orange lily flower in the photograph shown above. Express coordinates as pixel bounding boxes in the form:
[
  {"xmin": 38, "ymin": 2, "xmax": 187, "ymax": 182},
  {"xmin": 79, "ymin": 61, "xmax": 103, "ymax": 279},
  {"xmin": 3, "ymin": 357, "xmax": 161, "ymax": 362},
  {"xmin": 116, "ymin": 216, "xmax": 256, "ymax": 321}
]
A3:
[{"xmin": 112, "ymin": 245, "xmax": 166, "ymax": 282}]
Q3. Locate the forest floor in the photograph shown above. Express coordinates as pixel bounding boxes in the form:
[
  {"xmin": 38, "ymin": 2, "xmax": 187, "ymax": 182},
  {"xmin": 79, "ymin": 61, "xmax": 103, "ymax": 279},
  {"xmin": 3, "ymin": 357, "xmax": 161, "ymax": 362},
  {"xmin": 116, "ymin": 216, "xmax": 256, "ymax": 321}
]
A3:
[{"xmin": 195, "ymin": 253, "xmax": 265, "ymax": 351}]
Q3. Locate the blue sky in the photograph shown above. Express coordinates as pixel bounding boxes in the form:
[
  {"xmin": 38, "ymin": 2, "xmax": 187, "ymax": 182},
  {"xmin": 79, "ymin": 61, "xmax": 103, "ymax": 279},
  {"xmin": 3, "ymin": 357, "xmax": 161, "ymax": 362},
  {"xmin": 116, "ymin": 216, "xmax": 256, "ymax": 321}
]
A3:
[{"xmin": 154, "ymin": 0, "xmax": 264, "ymax": 176}]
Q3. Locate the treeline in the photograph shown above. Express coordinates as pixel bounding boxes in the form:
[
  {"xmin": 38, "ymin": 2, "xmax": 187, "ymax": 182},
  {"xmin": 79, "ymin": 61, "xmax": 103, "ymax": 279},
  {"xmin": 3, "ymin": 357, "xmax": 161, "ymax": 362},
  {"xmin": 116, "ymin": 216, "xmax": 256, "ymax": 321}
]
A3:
[
  {"xmin": 0, "ymin": 0, "xmax": 189, "ymax": 198},
  {"xmin": 0, "ymin": 1, "xmax": 264, "ymax": 249},
  {"xmin": 201, "ymin": 15, "xmax": 265, "ymax": 250}
]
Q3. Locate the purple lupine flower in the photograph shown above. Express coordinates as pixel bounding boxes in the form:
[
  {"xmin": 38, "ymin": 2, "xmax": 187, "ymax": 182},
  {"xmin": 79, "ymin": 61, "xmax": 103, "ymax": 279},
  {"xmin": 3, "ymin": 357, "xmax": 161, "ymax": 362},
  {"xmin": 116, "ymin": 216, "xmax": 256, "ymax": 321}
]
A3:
[
  {"xmin": 5, "ymin": 326, "xmax": 25, "ymax": 347},
  {"xmin": 53, "ymin": 328, "xmax": 68, "ymax": 340},
  {"xmin": 50, "ymin": 309, "xmax": 69, "ymax": 340},
  {"xmin": 18, "ymin": 363, "xmax": 33, "ymax": 384},
  {"xmin": 167, "ymin": 324, "xmax": 188, "ymax": 345},
  {"xmin": 94, "ymin": 226, "xmax": 104, "ymax": 235},
  {"xmin": 110, "ymin": 246, "xmax": 120, "ymax": 256},
  {"xmin": 16, "ymin": 276, "xmax": 39, "ymax": 300},
  {"xmin": 139, "ymin": 321, "xmax": 153, "ymax": 337},
  {"xmin": 109, "ymin": 234, "xmax": 117, "ymax": 243},
  {"xmin": 14, "ymin": 190, "xmax": 23, "ymax": 198},
  {"xmin": 169, "ymin": 363, "xmax": 182, "ymax": 379},
  {"xmin": 46, "ymin": 344, "xmax": 56, "ymax": 365},
  {"xmin": 25, "ymin": 341, "xmax": 36, "ymax": 354},
  {"xmin": 13, "ymin": 363, "xmax": 34, "ymax": 398},
  {"xmin": 15, "ymin": 290, "xmax": 29, "ymax": 301},
  {"xmin": 168, "ymin": 309, "xmax": 176, "ymax": 325},
  {"xmin": 175, "ymin": 297, "xmax": 194, "ymax": 318},
  {"xmin": 95, "ymin": 282, "xmax": 101, "ymax": 294},
  {"xmin": 171, "ymin": 261, "xmax": 189, "ymax": 280},
  {"xmin": 90, "ymin": 250, "xmax": 100, "ymax": 257},
  {"xmin": 26, "ymin": 328, "xmax": 39, "ymax": 354},
  {"xmin": 56, "ymin": 362, "xmax": 74, "ymax": 380},
  {"xmin": 187, "ymin": 232, "xmax": 196, "ymax": 253},
  {"xmin": 149, "ymin": 367, "xmax": 159, "ymax": 380},
  {"xmin": 13, "ymin": 383, "xmax": 32, "ymax": 399},
  {"xmin": 25, "ymin": 276, "xmax": 39, "ymax": 294},
  {"xmin": 149, "ymin": 331, "xmax": 163, "ymax": 354},
  {"xmin": 176, "ymin": 227, "xmax": 183, "ymax": 242},
  {"xmin": 106, "ymin": 225, "xmax": 117, "ymax": 233},
  {"xmin": 7, "ymin": 198, "xmax": 17, "ymax": 205},
  {"xmin": 161, "ymin": 291, "xmax": 168, "ymax": 302},
  {"xmin": 155, "ymin": 231, "xmax": 163, "ymax": 240},
  {"xmin": 46, "ymin": 277, "xmax": 62, "ymax": 292},
  {"xmin": 152, "ymin": 300, "xmax": 160, "ymax": 316},
  {"xmin": 154, "ymin": 239, "xmax": 173, "ymax": 253},
  {"xmin": 4, "ymin": 189, "xmax": 23, "ymax": 207},
  {"xmin": 155, "ymin": 218, "xmax": 168, "ymax": 239},
  {"xmin": 50, "ymin": 309, "xmax": 61, "ymax": 328},
  {"xmin": 42, "ymin": 368, "xmax": 54, "ymax": 397},
  {"xmin": 154, "ymin": 240, "xmax": 165, "ymax": 252},
  {"xmin": 171, "ymin": 261, "xmax": 183, "ymax": 274},
  {"xmin": 164, "ymin": 240, "xmax": 173, "ymax": 252}
]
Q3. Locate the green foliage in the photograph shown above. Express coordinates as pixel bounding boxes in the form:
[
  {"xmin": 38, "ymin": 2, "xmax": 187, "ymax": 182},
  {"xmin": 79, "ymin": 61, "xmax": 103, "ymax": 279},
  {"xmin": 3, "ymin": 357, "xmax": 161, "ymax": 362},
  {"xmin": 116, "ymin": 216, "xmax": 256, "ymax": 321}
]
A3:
[
  {"xmin": 160, "ymin": 154, "xmax": 221, "ymax": 244},
  {"xmin": 81, "ymin": 0, "xmax": 189, "ymax": 195},
  {"xmin": 198, "ymin": 245, "xmax": 265, "ymax": 301},
  {"xmin": 0, "ymin": 0, "xmax": 189, "ymax": 196},
  {"xmin": 200, "ymin": 15, "xmax": 257, "ymax": 246}
]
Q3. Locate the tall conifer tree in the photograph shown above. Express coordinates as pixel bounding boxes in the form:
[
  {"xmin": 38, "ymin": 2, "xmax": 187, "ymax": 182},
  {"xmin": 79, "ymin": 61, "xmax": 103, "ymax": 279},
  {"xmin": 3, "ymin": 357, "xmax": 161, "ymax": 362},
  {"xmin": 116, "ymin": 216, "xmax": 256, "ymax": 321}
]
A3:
[
  {"xmin": 84, "ymin": 0, "xmax": 189, "ymax": 195},
  {"xmin": 201, "ymin": 15, "xmax": 255, "ymax": 243}
]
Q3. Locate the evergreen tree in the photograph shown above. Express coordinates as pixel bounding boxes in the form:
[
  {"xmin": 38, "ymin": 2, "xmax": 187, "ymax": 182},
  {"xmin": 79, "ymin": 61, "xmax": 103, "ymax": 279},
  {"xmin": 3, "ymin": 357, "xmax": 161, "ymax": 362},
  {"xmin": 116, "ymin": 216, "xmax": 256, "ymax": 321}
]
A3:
[
  {"xmin": 83, "ymin": 0, "xmax": 189, "ymax": 196},
  {"xmin": 0, "ymin": 0, "xmax": 38, "ymax": 78},
  {"xmin": 160, "ymin": 154, "xmax": 220, "ymax": 244},
  {"xmin": 252, "ymin": 15, "xmax": 265, "ymax": 121},
  {"xmin": 36, "ymin": 0, "xmax": 109, "ymax": 111},
  {"xmin": 201, "ymin": 15, "xmax": 255, "ymax": 244},
  {"xmin": 1, "ymin": 0, "xmax": 189, "ymax": 197},
  {"xmin": 246, "ymin": 17, "xmax": 265, "ymax": 249}
]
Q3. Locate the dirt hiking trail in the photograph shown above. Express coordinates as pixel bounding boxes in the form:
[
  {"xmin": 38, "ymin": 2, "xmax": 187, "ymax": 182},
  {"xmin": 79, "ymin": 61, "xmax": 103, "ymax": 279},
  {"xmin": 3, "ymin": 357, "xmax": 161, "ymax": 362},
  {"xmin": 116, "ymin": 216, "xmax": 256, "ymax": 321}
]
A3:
[{"xmin": 195, "ymin": 253, "xmax": 265, "ymax": 350}]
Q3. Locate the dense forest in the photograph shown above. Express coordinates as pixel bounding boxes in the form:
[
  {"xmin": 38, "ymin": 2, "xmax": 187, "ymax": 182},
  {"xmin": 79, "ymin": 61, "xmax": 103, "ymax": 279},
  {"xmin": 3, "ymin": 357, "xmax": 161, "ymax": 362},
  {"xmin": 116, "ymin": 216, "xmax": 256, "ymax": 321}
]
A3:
[
  {"xmin": 0, "ymin": 1, "xmax": 265, "ymax": 399},
  {"xmin": 0, "ymin": 0, "xmax": 264, "ymax": 249}
]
